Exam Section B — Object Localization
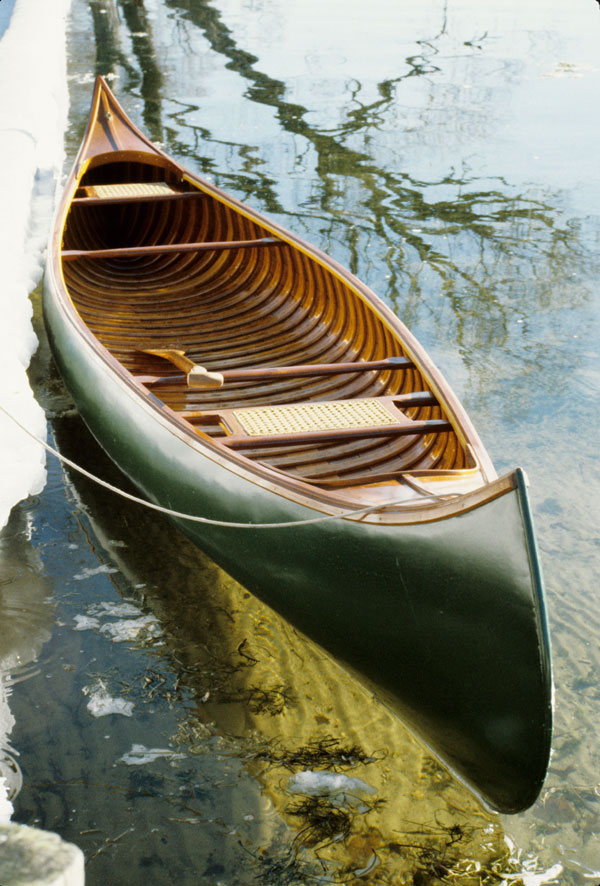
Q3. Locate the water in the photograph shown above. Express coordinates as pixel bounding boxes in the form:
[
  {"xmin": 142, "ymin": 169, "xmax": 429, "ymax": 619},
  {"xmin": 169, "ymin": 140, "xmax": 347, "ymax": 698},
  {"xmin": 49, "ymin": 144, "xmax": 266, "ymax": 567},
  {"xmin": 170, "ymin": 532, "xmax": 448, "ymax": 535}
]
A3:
[
  {"xmin": 1, "ymin": 0, "xmax": 599, "ymax": 882},
  {"xmin": 0, "ymin": 0, "xmax": 16, "ymax": 40}
]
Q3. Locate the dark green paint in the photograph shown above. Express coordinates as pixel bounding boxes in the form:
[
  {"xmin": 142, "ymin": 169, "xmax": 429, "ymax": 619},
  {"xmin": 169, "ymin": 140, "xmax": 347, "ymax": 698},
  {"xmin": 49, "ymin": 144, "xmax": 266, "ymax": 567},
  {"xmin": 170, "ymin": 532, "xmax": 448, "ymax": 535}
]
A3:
[{"xmin": 43, "ymin": 281, "xmax": 552, "ymax": 813}]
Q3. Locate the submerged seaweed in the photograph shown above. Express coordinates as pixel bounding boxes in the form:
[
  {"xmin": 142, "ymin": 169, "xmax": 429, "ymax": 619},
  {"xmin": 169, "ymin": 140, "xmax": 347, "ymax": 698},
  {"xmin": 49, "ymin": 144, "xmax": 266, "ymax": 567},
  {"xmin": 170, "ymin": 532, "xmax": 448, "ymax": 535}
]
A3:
[
  {"xmin": 250, "ymin": 736, "xmax": 377, "ymax": 771},
  {"xmin": 287, "ymin": 794, "xmax": 355, "ymax": 848}
]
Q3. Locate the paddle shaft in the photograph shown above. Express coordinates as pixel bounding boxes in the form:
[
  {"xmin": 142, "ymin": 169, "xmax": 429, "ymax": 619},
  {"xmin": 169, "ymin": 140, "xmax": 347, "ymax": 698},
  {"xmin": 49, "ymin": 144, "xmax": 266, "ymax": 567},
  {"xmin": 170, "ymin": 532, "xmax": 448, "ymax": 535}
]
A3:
[
  {"xmin": 220, "ymin": 356, "xmax": 413, "ymax": 381},
  {"xmin": 136, "ymin": 356, "xmax": 414, "ymax": 386}
]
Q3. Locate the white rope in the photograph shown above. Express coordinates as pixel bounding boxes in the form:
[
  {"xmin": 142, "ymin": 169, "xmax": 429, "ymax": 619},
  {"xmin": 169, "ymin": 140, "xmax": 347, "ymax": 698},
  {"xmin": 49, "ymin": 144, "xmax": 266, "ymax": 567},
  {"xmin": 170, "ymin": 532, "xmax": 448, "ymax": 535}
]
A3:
[{"xmin": 0, "ymin": 402, "xmax": 410, "ymax": 529}]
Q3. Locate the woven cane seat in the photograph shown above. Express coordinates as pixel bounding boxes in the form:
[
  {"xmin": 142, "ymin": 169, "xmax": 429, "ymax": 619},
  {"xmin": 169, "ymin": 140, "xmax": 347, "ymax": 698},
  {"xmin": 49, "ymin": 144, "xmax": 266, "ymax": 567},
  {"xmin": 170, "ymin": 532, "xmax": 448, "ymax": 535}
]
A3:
[
  {"xmin": 233, "ymin": 398, "xmax": 399, "ymax": 437},
  {"xmin": 86, "ymin": 182, "xmax": 178, "ymax": 199}
]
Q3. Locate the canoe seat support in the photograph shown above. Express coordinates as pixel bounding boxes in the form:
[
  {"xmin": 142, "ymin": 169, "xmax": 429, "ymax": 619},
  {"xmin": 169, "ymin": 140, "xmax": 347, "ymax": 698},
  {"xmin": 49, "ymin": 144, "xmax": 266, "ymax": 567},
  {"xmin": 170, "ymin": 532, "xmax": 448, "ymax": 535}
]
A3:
[
  {"xmin": 73, "ymin": 181, "xmax": 208, "ymax": 206},
  {"xmin": 182, "ymin": 395, "xmax": 451, "ymax": 449}
]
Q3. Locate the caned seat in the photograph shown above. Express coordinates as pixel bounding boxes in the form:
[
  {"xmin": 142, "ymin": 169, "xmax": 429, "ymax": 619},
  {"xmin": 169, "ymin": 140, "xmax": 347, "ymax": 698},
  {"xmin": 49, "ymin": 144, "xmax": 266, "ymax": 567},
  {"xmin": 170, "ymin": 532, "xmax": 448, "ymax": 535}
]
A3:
[
  {"xmin": 83, "ymin": 181, "xmax": 180, "ymax": 199},
  {"xmin": 181, "ymin": 395, "xmax": 450, "ymax": 449}
]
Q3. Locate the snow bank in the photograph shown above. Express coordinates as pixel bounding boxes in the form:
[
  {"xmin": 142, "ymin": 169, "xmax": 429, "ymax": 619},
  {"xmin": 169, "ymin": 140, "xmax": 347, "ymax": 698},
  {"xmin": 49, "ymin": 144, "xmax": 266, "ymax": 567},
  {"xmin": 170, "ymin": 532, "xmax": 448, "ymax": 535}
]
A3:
[
  {"xmin": 0, "ymin": 0, "xmax": 72, "ymax": 822},
  {"xmin": 0, "ymin": 0, "xmax": 72, "ymax": 530},
  {"xmin": 0, "ymin": 683, "xmax": 16, "ymax": 824}
]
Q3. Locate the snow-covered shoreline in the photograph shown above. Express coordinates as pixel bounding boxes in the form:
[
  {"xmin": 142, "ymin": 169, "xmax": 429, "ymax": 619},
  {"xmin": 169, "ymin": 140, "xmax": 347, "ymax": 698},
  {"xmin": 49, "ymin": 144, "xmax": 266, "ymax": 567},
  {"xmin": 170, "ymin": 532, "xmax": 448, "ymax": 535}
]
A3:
[
  {"xmin": 0, "ymin": 0, "xmax": 72, "ymax": 532},
  {"xmin": 0, "ymin": 0, "xmax": 73, "ymax": 822}
]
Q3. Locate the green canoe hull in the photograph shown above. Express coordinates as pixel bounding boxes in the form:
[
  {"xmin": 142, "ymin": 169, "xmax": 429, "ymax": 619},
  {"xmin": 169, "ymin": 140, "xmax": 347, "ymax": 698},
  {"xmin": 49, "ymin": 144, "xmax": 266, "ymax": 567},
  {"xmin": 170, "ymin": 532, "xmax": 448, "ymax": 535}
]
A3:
[{"xmin": 43, "ymin": 276, "xmax": 552, "ymax": 814}]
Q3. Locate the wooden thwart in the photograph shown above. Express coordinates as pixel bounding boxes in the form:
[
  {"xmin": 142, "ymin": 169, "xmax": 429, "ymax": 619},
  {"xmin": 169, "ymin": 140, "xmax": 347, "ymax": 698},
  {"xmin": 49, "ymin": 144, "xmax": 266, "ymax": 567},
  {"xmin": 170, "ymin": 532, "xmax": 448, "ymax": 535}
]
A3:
[
  {"xmin": 220, "ymin": 420, "xmax": 451, "ymax": 449},
  {"xmin": 73, "ymin": 182, "xmax": 205, "ymax": 206},
  {"xmin": 61, "ymin": 237, "xmax": 284, "ymax": 261}
]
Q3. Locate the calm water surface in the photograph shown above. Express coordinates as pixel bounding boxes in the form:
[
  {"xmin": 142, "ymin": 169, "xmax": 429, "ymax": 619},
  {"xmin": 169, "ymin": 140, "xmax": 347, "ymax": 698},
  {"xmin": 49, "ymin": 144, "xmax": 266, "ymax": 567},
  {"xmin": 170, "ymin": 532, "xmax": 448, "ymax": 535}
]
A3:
[{"xmin": 1, "ymin": 0, "xmax": 599, "ymax": 883}]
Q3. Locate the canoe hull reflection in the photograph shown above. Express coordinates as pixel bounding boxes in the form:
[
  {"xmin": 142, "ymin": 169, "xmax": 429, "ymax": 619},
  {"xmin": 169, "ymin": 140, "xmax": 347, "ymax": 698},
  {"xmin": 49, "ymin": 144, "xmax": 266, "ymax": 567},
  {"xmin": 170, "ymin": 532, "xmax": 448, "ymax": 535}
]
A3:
[{"xmin": 43, "ymin": 76, "xmax": 552, "ymax": 813}]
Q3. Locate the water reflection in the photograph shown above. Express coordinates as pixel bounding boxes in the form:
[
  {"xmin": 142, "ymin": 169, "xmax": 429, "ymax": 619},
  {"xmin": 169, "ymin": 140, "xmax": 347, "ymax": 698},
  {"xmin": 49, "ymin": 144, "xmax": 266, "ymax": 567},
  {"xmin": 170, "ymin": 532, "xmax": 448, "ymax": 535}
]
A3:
[
  {"xmin": 91, "ymin": 0, "xmax": 163, "ymax": 141},
  {"xmin": 11, "ymin": 297, "xmax": 558, "ymax": 881},
  {"xmin": 0, "ymin": 507, "xmax": 55, "ymax": 815},
  {"xmin": 88, "ymin": 0, "xmax": 596, "ymax": 386},
  {"xmin": 17, "ymin": 409, "xmax": 536, "ymax": 885}
]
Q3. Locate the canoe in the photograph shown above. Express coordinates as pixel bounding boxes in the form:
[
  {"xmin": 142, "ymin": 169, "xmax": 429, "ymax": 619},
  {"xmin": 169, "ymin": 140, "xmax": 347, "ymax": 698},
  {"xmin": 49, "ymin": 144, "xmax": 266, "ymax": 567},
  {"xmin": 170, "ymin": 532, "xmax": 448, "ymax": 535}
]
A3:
[{"xmin": 43, "ymin": 76, "xmax": 552, "ymax": 813}]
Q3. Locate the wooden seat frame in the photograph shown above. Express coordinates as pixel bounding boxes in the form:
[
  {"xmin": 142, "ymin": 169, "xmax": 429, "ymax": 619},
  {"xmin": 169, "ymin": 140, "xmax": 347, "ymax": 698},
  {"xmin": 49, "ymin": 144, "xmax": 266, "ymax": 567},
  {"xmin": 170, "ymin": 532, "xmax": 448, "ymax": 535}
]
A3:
[{"xmin": 182, "ymin": 394, "xmax": 449, "ymax": 449}]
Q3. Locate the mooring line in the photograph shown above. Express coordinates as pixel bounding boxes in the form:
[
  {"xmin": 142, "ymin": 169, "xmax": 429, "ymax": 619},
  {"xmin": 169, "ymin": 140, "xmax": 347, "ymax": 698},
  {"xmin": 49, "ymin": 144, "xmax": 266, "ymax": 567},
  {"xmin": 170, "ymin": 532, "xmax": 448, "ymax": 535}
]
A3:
[{"xmin": 0, "ymin": 403, "xmax": 419, "ymax": 529}]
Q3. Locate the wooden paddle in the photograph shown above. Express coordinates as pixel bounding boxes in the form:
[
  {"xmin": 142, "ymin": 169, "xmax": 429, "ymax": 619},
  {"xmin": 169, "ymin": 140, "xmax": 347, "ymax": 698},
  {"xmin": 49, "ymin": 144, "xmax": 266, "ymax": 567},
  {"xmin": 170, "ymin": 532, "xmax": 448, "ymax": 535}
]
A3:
[
  {"xmin": 136, "ymin": 350, "xmax": 414, "ymax": 388},
  {"xmin": 140, "ymin": 349, "xmax": 225, "ymax": 388}
]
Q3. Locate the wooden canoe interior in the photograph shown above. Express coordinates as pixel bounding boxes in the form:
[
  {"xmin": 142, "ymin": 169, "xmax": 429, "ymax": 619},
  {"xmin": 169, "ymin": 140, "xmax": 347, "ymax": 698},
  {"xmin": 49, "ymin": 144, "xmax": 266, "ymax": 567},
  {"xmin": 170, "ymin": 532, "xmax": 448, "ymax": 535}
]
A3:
[{"xmin": 60, "ymin": 155, "xmax": 478, "ymax": 492}]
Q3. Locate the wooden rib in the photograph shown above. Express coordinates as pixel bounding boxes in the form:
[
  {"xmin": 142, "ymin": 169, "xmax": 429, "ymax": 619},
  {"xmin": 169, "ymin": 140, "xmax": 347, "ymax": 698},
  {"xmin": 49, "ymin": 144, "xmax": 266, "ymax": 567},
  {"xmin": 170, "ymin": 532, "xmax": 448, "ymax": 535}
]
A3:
[
  {"xmin": 64, "ymin": 233, "xmax": 282, "ymax": 303},
  {"xmin": 64, "ymin": 194, "xmax": 271, "ymax": 266},
  {"xmin": 241, "ymin": 417, "xmax": 442, "ymax": 470},
  {"xmin": 62, "ymin": 157, "xmax": 470, "ymax": 481},
  {"xmin": 185, "ymin": 401, "xmax": 444, "ymax": 478},
  {"xmin": 69, "ymin": 221, "xmax": 281, "ymax": 296}
]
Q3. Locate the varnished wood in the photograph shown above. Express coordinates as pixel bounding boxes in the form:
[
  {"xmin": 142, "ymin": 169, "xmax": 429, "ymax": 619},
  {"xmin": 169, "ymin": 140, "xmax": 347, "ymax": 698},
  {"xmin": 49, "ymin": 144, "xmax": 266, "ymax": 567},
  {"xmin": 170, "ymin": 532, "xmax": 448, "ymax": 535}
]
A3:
[
  {"xmin": 72, "ymin": 191, "xmax": 204, "ymax": 205},
  {"xmin": 136, "ymin": 355, "xmax": 416, "ymax": 387},
  {"xmin": 219, "ymin": 420, "xmax": 452, "ymax": 449},
  {"xmin": 183, "ymin": 393, "xmax": 450, "ymax": 449},
  {"xmin": 53, "ymin": 75, "xmax": 495, "ymax": 487},
  {"xmin": 61, "ymin": 237, "xmax": 284, "ymax": 261},
  {"xmin": 181, "ymin": 391, "xmax": 437, "ymax": 419}
]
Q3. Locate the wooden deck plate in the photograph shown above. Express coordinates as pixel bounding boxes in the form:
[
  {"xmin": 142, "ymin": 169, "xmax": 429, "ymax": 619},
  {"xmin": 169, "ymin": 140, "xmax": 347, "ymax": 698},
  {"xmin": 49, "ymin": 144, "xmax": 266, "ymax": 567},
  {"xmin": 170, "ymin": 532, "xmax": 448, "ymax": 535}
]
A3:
[{"xmin": 233, "ymin": 398, "xmax": 400, "ymax": 436}]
